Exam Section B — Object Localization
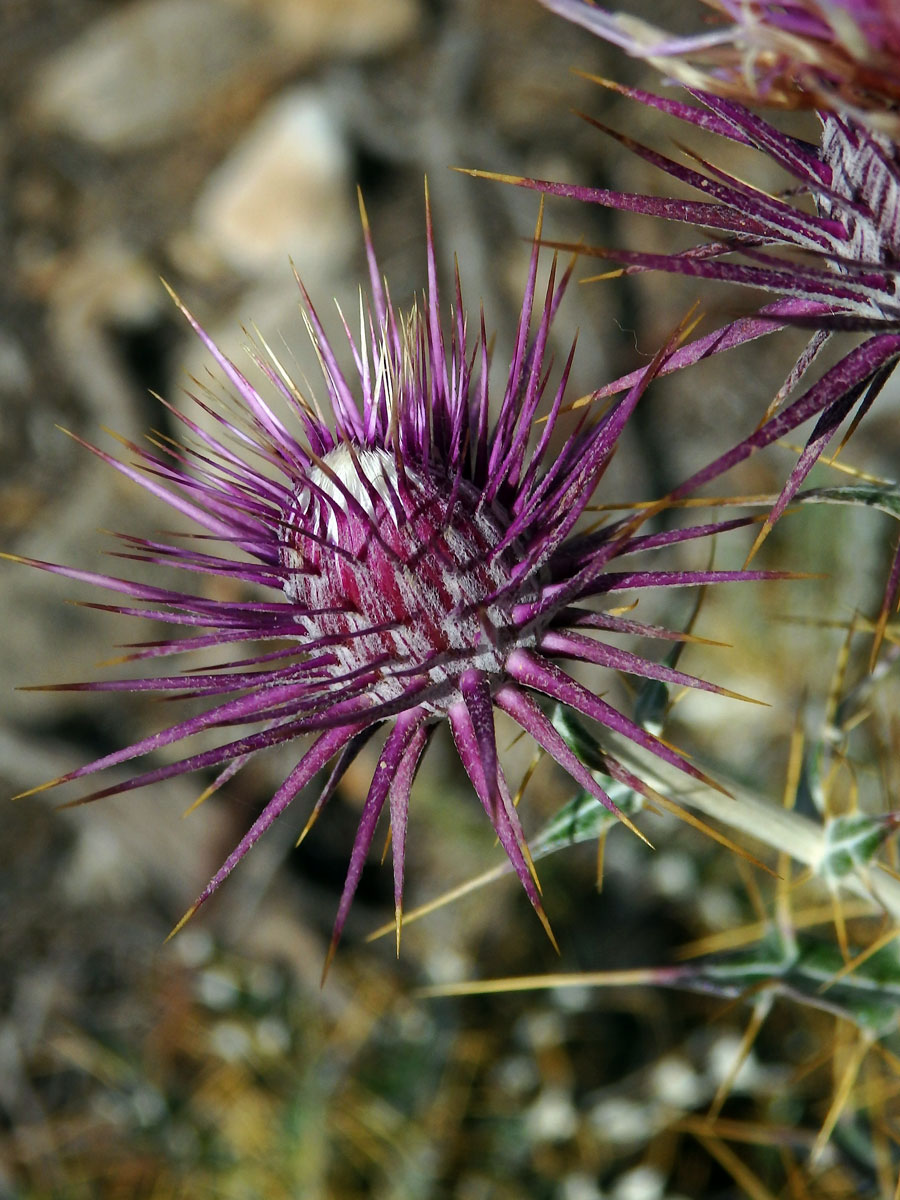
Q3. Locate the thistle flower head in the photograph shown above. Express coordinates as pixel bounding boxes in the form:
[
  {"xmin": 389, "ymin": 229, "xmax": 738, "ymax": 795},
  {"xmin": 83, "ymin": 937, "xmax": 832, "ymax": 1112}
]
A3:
[
  {"xmin": 484, "ymin": 83, "xmax": 900, "ymax": 579},
  {"xmin": 540, "ymin": 0, "xmax": 900, "ymax": 128},
  {"xmin": 12, "ymin": 194, "xmax": 772, "ymax": 965}
]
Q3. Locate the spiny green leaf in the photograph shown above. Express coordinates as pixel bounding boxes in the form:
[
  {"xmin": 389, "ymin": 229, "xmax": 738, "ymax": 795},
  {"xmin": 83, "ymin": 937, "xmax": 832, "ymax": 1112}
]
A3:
[
  {"xmin": 683, "ymin": 932, "xmax": 900, "ymax": 1035},
  {"xmin": 551, "ymin": 704, "xmax": 611, "ymax": 773},
  {"xmin": 819, "ymin": 813, "xmax": 900, "ymax": 880},
  {"xmin": 798, "ymin": 483, "xmax": 900, "ymax": 521},
  {"xmin": 532, "ymin": 784, "xmax": 643, "ymax": 859},
  {"xmin": 633, "ymin": 678, "xmax": 669, "ymax": 735}
]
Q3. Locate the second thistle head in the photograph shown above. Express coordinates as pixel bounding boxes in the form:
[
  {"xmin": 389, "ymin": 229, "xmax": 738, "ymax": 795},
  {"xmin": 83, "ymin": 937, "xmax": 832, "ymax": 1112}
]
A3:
[{"xmin": 539, "ymin": 0, "xmax": 900, "ymax": 128}]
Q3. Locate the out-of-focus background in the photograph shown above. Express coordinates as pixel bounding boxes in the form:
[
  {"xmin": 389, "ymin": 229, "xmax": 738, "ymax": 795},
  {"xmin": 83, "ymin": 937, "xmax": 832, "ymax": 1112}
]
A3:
[{"xmin": 3, "ymin": 2, "xmax": 899, "ymax": 1197}]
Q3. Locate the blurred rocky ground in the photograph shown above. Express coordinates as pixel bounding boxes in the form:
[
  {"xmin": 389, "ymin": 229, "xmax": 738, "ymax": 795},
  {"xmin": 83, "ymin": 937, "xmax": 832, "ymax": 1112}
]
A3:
[{"xmin": 2, "ymin": 2, "xmax": 898, "ymax": 1197}]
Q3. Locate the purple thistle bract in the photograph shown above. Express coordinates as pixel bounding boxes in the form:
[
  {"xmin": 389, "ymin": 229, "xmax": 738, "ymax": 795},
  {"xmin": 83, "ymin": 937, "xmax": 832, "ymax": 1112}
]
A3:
[
  {"xmin": 11, "ymin": 196, "xmax": 770, "ymax": 967},
  {"xmin": 475, "ymin": 80, "xmax": 900, "ymax": 599},
  {"xmin": 538, "ymin": 0, "xmax": 900, "ymax": 127}
]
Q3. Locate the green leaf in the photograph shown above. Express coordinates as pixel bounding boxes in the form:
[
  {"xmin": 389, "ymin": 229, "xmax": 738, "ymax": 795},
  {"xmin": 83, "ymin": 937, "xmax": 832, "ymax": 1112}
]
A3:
[
  {"xmin": 684, "ymin": 932, "xmax": 900, "ymax": 1035},
  {"xmin": 532, "ymin": 784, "xmax": 643, "ymax": 859},
  {"xmin": 798, "ymin": 483, "xmax": 900, "ymax": 521},
  {"xmin": 551, "ymin": 704, "xmax": 611, "ymax": 773},
  {"xmin": 819, "ymin": 813, "xmax": 899, "ymax": 880}
]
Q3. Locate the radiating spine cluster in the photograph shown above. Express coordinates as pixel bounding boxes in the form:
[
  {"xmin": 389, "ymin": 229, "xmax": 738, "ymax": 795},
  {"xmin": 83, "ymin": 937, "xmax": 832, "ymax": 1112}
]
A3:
[{"xmin": 10, "ymin": 195, "xmax": 776, "ymax": 963}]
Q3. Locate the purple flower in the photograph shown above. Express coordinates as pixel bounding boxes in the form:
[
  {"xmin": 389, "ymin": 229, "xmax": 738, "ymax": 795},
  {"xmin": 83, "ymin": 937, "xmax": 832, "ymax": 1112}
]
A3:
[
  {"xmin": 539, "ymin": 0, "xmax": 900, "ymax": 127},
  {"xmin": 10, "ymin": 197, "xmax": 773, "ymax": 967},
  {"xmin": 473, "ymin": 83, "xmax": 900, "ymax": 599}
]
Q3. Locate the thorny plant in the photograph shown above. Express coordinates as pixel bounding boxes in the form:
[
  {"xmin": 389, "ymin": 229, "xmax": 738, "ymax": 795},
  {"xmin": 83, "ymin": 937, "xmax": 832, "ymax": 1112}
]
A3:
[
  {"xmin": 9, "ymin": 0, "xmax": 900, "ymax": 1194},
  {"xmin": 7, "ymin": 195, "xmax": 784, "ymax": 977},
  {"xmin": 420, "ymin": 596, "xmax": 900, "ymax": 1187}
]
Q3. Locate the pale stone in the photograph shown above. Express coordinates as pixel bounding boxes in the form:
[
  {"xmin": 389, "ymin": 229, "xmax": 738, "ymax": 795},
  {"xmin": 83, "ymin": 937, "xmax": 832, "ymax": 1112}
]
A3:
[
  {"xmin": 190, "ymin": 89, "xmax": 354, "ymax": 277},
  {"xmin": 650, "ymin": 1056, "xmax": 704, "ymax": 1109},
  {"xmin": 611, "ymin": 1165, "xmax": 665, "ymax": 1200},
  {"xmin": 250, "ymin": 0, "xmax": 419, "ymax": 57},
  {"xmin": 588, "ymin": 1097, "xmax": 648, "ymax": 1144},
  {"xmin": 28, "ymin": 0, "xmax": 419, "ymax": 151},
  {"xmin": 706, "ymin": 1033, "xmax": 765, "ymax": 1093},
  {"xmin": 196, "ymin": 967, "xmax": 241, "ymax": 1010},
  {"xmin": 208, "ymin": 1020, "xmax": 254, "ymax": 1061},
  {"xmin": 560, "ymin": 1174, "xmax": 604, "ymax": 1200},
  {"xmin": 524, "ymin": 1086, "xmax": 578, "ymax": 1143},
  {"xmin": 28, "ymin": 0, "xmax": 269, "ymax": 150}
]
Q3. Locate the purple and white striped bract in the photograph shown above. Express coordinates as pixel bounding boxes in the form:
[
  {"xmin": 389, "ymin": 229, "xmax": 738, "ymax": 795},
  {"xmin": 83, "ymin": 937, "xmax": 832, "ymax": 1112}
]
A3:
[{"xmin": 13, "ymin": 198, "xmax": 771, "ymax": 964}]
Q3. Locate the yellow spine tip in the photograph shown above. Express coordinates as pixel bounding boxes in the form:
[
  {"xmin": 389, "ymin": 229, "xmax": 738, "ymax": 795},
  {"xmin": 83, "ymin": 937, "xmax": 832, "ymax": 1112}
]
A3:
[
  {"xmin": 356, "ymin": 185, "xmax": 370, "ymax": 231},
  {"xmin": 182, "ymin": 785, "xmax": 216, "ymax": 819},
  {"xmin": 165, "ymin": 903, "xmax": 199, "ymax": 943},
  {"xmin": 13, "ymin": 778, "xmax": 63, "ymax": 801},
  {"xmin": 320, "ymin": 940, "xmax": 338, "ymax": 988},
  {"xmin": 536, "ymin": 906, "xmax": 560, "ymax": 955},
  {"xmin": 620, "ymin": 811, "xmax": 653, "ymax": 849}
]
